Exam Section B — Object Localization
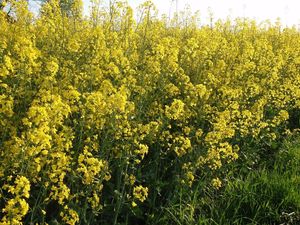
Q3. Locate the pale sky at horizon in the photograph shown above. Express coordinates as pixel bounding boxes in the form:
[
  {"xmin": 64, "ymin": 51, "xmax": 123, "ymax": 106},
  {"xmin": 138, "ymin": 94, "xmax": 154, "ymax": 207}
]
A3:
[
  {"xmin": 28, "ymin": 0, "xmax": 300, "ymax": 27},
  {"xmin": 81, "ymin": 0, "xmax": 300, "ymax": 27}
]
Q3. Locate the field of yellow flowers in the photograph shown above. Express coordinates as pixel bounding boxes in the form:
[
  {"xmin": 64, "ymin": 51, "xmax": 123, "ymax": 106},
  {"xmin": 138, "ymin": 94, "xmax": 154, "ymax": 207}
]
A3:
[{"xmin": 1, "ymin": 0, "xmax": 300, "ymax": 224}]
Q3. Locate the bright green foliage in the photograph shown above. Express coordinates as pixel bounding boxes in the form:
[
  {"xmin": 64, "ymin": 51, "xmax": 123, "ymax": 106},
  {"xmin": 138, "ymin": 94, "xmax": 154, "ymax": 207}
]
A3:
[{"xmin": 0, "ymin": 0, "xmax": 300, "ymax": 224}]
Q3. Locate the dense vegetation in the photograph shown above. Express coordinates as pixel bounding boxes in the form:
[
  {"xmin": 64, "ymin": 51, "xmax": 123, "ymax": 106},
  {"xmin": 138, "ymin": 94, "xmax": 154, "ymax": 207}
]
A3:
[{"xmin": 0, "ymin": 0, "xmax": 299, "ymax": 224}]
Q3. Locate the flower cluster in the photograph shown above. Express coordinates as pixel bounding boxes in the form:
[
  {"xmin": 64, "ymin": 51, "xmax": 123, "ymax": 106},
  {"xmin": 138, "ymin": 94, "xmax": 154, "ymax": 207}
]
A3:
[{"xmin": 1, "ymin": 0, "xmax": 300, "ymax": 224}]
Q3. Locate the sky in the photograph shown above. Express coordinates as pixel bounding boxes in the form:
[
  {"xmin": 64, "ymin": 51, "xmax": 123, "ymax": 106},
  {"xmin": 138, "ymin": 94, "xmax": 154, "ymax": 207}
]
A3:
[
  {"xmin": 81, "ymin": 0, "xmax": 300, "ymax": 27},
  {"xmin": 28, "ymin": 0, "xmax": 300, "ymax": 27}
]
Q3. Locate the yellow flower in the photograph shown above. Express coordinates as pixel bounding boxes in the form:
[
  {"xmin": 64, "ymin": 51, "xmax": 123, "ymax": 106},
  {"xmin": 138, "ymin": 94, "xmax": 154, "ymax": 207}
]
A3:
[
  {"xmin": 61, "ymin": 207, "xmax": 79, "ymax": 225},
  {"xmin": 131, "ymin": 201, "xmax": 137, "ymax": 207},
  {"xmin": 133, "ymin": 185, "xmax": 149, "ymax": 203},
  {"xmin": 173, "ymin": 136, "xmax": 191, "ymax": 157},
  {"xmin": 165, "ymin": 99, "xmax": 185, "ymax": 120},
  {"xmin": 134, "ymin": 144, "xmax": 149, "ymax": 160},
  {"xmin": 125, "ymin": 174, "xmax": 136, "ymax": 186},
  {"xmin": 211, "ymin": 178, "xmax": 222, "ymax": 189}
]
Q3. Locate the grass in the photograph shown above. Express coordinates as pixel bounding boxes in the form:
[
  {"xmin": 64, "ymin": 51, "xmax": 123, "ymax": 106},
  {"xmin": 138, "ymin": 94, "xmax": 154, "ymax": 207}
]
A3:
[{"xmin": 154, "ymin": 136, "xmax": 300, "ymax": 225}]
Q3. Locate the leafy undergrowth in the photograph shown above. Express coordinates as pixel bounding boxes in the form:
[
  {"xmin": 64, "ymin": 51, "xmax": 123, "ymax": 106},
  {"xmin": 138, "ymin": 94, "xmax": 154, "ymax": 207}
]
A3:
[{"xmin": 156, "ymin": 136, "xmax": 300, "ymax": 225}]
